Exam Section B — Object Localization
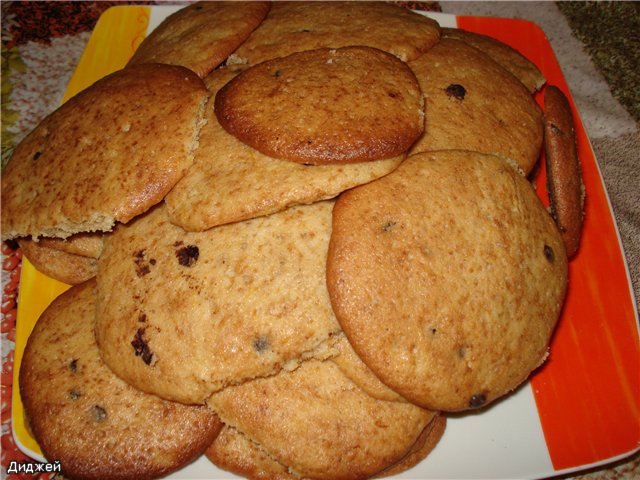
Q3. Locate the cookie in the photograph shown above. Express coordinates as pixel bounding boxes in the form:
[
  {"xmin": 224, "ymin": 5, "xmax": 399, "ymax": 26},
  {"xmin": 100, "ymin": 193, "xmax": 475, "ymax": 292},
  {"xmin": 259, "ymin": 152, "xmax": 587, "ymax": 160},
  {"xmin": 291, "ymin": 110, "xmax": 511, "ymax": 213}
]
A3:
[
  {"xmin": 1, "ymin": 63, "xmax": 209, "ymax": 241},
  {"xmin": 206, "ymin": 426, "xmax": 296, "ymax": 480},
  {"xmin": 207, "ymin": 359, "xmax": 439, "ymax": 480},
  {"xmin": 327, "ymin": 151, "xmax": 568, "ymax": 411},
  {"xmin": 330, "ymin": 333, "xmax": 406, "ymax": 403},
  {"xmin": 374, "ymin": 415, "xmax": 446, "ymax": 478},
  {"xmin": 408, "ymin": 38, "xmax": 543, "ymax": 175},
  {"xmin": 207, "ymin": 416, "xmax": 446, "ymax": 480},
  {"xmin": 19, "ymin": 238, "xmax": 97, "ymax": 285},
  {"xmin": 165, "ymin": 66, "xmax": 404, "ymax": 231},
  {"xmin": 232, "ymin": 1, "xmax": 441, "ymax": 65},
  {"xmin": 33, "ymin": 231, "xmax": 104, "ymax": 258},
  {"xmin": 127, "ymin": 1, "xmax": 270, "ymax": 77},
  {"xmin": 215, "ymin": 46, "xmax": 424, "ymax": 164},
  {"xmin": 442, "ymin": 27, "xmax": 546, "ymax": 92},
  {"xmin": 95, "ymin": 201, "xmax": 341, "ymax": 404},
  {"xmin": 19, "ymin": 280, "xmax": 223, "ymax": 480},
  {"xmin": 544, "ymin": 85, "xmax": 585, "ymax": 258}
]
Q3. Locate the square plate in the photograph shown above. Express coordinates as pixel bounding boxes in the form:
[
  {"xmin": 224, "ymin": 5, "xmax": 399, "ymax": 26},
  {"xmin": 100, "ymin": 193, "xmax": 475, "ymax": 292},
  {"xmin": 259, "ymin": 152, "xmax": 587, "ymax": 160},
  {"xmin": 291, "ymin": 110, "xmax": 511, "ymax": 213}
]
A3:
[{"xmin": 11, "ymin": 5, "xmax": 639, "ymax": 479}]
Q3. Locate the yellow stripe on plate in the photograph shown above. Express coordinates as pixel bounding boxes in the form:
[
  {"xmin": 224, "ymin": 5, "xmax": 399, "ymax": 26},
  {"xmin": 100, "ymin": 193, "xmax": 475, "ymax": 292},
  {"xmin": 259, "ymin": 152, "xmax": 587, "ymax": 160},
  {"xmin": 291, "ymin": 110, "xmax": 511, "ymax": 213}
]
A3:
[
  {"xmin": 11, "ymin": 5, "xmax": 151, "ymax": 460},
  {"xmin": 63, "ymin": 5, "xmax": 151, "ymax": 102},
  {"xmin": 12, "ymin": 258, "xmax": 71, "ymax": 458}
]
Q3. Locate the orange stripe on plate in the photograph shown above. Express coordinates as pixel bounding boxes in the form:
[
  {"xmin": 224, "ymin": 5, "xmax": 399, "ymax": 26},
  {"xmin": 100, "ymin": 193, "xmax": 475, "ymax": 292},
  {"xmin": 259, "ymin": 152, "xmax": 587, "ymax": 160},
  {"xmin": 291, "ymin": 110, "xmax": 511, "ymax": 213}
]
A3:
[{"xmin": 457, "ymin": 15, "xmax": 640, "ymax": 471}]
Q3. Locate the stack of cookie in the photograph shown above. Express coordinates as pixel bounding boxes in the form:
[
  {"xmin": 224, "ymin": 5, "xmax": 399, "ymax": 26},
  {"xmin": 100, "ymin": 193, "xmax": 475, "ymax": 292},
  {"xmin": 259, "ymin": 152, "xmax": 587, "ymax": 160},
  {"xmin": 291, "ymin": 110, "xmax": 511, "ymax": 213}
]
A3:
[{"xmin": 2, "ymin": 2, "xmax": 582, "ymax": 479}]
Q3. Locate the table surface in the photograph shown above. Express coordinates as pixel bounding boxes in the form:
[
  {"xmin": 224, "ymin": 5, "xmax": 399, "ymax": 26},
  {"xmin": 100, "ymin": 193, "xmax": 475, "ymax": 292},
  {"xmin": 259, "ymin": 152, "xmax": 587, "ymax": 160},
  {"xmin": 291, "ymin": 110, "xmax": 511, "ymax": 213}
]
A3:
[{"xmin": 1, "ymin": 2, "xmax": 638, "ymax": 479}]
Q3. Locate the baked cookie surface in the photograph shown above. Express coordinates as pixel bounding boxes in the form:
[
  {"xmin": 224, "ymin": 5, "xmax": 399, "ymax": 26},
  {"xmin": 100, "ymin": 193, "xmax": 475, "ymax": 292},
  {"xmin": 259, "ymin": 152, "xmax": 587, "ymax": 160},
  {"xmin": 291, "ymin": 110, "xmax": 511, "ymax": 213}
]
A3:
[
  {"xmin": 327, "ymin": 151, "xmax": 567, "ymax": 411},
  {"xmin": 165, "ymin": 66, "xmax": 404, "ymax": 231},
  {"xmin": 330, "ymin": 333, "xmax": 407, "ymax": 403},
  {"xmin": 409, "ymin": 38, "xmax": 543, "ymax": 175},
  {"xmin": 96, "ymin": 201, "xmax": 340, "ymax": 404},
  {"xmin": 442, "ymin": 27, "xmax": 546, "ymax": 92},
  {"xmin": 207, "ymin": 417, "xmax": 446, "ymax": 480},
  {"xmin": 215, "ymin": 46, "xmax": 423, "ymax": 164},
  {"xmin": 31, "ymin": 231, "xmax": 104, "ymax": 258},
  {"xmin": 375, "ymin": 415, "xmax": 446, "ymax": 478},
  {"xmin": 19, "ymin": 238, "xmax": 97, "ymax": 285},
  {"xmin": 1, "ymin": 63, "xmax": 209, "ymax": 240},
  {"xmin": 544, "ymin": 85, "xmax": 585, "ymax": 258},
  {"xmin": 207, "ymin": 359, "xmax": 439, "ymax": 480},
  {"xmin": 127, "ymin": 1, "xmax": 270, "ymax": 77},
  {"xmin": 232, "ymin": 0, "xmax": 441, "ymax": 64},
  {"xmin": 206, "ymin": 426, "xmax": 296, "ymax": 480},
  {"xmin": 19, "ymin": 280, "xmax": 222, "ymax": 480}
]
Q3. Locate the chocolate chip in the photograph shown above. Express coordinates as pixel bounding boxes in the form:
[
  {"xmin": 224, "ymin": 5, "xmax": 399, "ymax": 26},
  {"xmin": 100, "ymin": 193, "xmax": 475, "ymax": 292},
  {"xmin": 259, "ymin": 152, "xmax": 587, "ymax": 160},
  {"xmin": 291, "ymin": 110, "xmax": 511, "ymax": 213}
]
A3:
[
  {"xmin": 253, "ymin": 336, "xmax": 269, "ymax": 353},
  {"xmin": 429, "ymin": 327, "xmax": 437, "ymax": 335},
  {"xmin": 543, "ymin": 244, "xmax": 555, "ymax": 263},
  {"xmin": 134, "ymin": 249, "xmax": 152, "ymax": 277},
  {"xmin": 176, "ymin": 245, "xmax": 199, "ymax": 267},
  {"xmin": 68, "ymin": 359, "xmax": 78, "ymax": 373},
  {"xmin": 300, "ymin": 28, "xmax": 312, "ymax": 32},
  {"xmin": 32, "ymin": 151, "xmax": 42, "ymax": 161},
  {"xmin": 388, "ymin": 91, "xmax": 399, "ymax": 98},
  {"xmin": 469, "ymin": 393, "xmax": 487, "ymax": 408},
  {"xmin": 138, "ymin": 313, "xmax": 147, "ymax": 323},
  {"xmin": 69, "ymin": 389, "xmax": 81, "ymax": 400},
  {"xmin": 457, "ymin": 347, "xmax": 466, "ymax": 358},
  {"xmin": 382, "ymin": 221, "xmax": 397, "ymax": 232},
  {"xmin": 136, "ymin": 265, "xmax": 150, "ymax": 276},
  {"xmin": 90, "ymin": 405, "xmax": 107, "ymax": 423},
  {"xmin": 445, "ymin": 83, "xmax": 466, "ymax": 100},
  {"xmin": 131, "ymin": 328, "xmax": 154, "ymax": 365},
  {"xmin": 273, "ymin": 70, "xmax": 282, "ymax": 78}
]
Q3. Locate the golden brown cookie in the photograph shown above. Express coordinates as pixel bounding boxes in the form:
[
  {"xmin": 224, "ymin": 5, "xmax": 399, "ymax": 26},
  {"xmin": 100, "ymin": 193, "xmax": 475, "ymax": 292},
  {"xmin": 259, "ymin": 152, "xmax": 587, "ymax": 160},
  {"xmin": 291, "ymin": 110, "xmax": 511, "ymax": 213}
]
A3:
[
  {"xmin": 232, "ymin": 1, "xmax": 441, "ymax": 65},
  {"xmin": 96, "ymin": 201, "xmax": 340, "ymax": 405},
  {"xmin": 1, "ymin": 63, "xmax": 209, "ymax": 241},
  {"xmin": 19, "ymin": 280, "xmax": 223, "ymax": 480},
  {"xmin": 207, "ymin": 415, "xmax": 446, "ymax": 480},
  {"xmin": 165, "ymin": 66, "xmax": 404, "ymax": 231},
  {"xmin": 442, "ymin": 27, "xmax": 546, "ymax": 92},
  {"xmin": 207, "ymin": 359, "xmax": 438, "ymax": 480},
  {"xmin": 374, "ymin": 415, "xmax": 446, "ymax": 478},
  {"xmin": 544, "ymin": 85, "xmax": 585, "ymax": 258},
  {"xmin": 34, "ymin": 231, "xmax": 104, "ymax": 258},
  {"xmin": 19, "ymin": 238, "xmax": 97, "ymax": 285},
  {"xmin": 330, "ymin": 333, "xmax": 406, "ymax": 403},
  {"xmin": 206, "ymin": 426, "xmax": 296, "ymax": 480},
  {"xmin": 409, "ymin": 38, "xmax": 543, "ymax": 175},
  {"xmin": 215, "ymin": 46, "xmax": 423, "ymax": 164},
  {"xmin": 127, "ymin": 1, "xmax": 270, "ymax": 77},
  {"xmin": 327, "ymin": 151, "xmax": 568, "ymax": 411}
]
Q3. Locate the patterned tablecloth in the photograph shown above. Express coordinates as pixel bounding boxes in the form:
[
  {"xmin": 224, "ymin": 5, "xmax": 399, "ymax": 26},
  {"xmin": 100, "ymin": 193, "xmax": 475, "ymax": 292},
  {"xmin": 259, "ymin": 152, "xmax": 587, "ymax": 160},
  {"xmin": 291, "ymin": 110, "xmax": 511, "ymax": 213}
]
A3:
[{"xmin": 1, "ymin": 2, "xmax": 638, "ymax": 479}]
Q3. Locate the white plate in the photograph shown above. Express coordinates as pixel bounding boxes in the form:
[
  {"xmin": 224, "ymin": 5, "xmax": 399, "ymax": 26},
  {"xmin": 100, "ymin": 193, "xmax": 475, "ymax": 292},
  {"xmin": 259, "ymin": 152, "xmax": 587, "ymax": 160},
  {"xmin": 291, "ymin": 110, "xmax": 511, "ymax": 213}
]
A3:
[{"xmin": 12, "ymin": 6, "xmax": 639, "ymax": 480}]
